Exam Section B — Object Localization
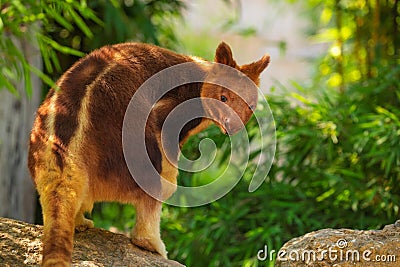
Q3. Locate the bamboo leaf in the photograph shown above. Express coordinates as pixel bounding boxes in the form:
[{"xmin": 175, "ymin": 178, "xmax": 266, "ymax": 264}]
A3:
[
  {"xmin": 27, "ymin": 64, "xmax": 57, "ymax": 89},
  {"xmin": 71, "ymin": 1, "xmax": 104, "ymax": 26},
  {"xmin": 65, "ymin": 6, "xmax": 93, "ymax": 38},
  {"xmin": 22, "ymin": 61, "xmax": 32, "ymax": 97},
  {"xmin": 43, "ymin": 5, "xmax": 73, "ymax": 31},
  {"xmin": 376, "ymin": 106, "xmax": 399, "ymax": 122},
  {"xmin": 0, "ymin": 17, "xmax": 4, "ymax": 32},
  {"xmin": 38, "ymin": 38, "xmax": 53, "ymax": 73},
  {"xmin": 0, "ymin": 73, "xmax": 19, "ymax": 97},
  {"xmin": 39, "ymin": 34, "xmax": 85, "ymax": 57}
]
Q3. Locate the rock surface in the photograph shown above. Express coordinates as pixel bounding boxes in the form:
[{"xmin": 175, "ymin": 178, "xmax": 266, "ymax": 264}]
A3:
[
  {"xmin": 275, "ymin": 221, "xmax": 400, "ymax": 266},
  {"xmin": 0, "ymin": 217, "xmax": 184, "ymax": 267}
]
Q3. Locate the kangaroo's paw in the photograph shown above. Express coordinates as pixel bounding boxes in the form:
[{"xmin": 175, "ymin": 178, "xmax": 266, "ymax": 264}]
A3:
[
  {"xmin": 75, "ymin": 216, "xmax": 94, "ymax": 232},
  {"xmin": 43, "ymin": 258, "xmax": 70, "ymax": 267},
  {"xmin": 131, "ymin": 235, "xmax": 167, "ymax": 259}
]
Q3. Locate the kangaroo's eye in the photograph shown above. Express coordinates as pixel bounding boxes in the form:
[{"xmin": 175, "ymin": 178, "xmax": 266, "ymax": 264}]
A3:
[{"xmin": 220, "ymin": 95, "xmax": 228, "ymax": 102}]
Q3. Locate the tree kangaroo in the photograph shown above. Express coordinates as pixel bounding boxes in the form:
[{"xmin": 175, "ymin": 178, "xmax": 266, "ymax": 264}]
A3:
[{"xmin": 28, "ymin": 42, "xmax": 270, "ymax": 266}]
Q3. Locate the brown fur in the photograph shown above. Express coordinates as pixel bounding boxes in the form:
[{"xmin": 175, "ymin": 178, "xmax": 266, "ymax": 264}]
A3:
[{"xmin": 28, "ymin": 42, "xmax": 270, "ymax": 266}]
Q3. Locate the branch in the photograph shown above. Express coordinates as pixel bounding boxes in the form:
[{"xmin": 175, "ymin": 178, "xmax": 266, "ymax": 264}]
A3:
[{"xmin": 0, "ymin": 217, "xmax": 184, "ymax": 266}]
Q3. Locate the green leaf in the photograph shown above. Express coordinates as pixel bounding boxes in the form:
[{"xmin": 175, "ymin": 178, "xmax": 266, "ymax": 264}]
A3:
[
  {"xmin": 65, "ymin": 6, "xmax": 93, "ymax": 38},
  {"xmin": 72, "ymin": 1, "xmax": 104, "ymax": 26},
  {"xmin": 290, "ymin": 92, "xmax": 313, "ymax": 105},
  {"xmin": 0, "ymin": 73, "xmax": 19, "ymax": 97},
  {"xmin": 22, "ymin": 60, "xmax": 32, "ymax": 97},
  {"xmin": 43, "ymin": 5, "xmax": 73, "ymax": 31},
  {"xmin": 337, "ymin": 169, "xmax": 363, "ymax": 179},
  {"xmin": 28, "ymin": 64, "xmax": 57, "ymax": 89},
  {"xmin": 0, "ymin": 17, "xmax": 4, "ymax": 32},
  {"xmin": 383, "ymin": 152, "xmax": 395, "ymax": 178},
  {"xmin": 39, "ymin": 34, "xmax": 85, "ymax": 57},
  {"xmin": 376, "ymin": 106, "xmax": 399, "ymax": 122}
]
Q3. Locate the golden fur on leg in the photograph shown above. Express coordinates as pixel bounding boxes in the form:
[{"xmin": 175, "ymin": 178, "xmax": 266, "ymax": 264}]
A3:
[
  {"xmin": 36, "ymin": 155, "xmax": 89, "ymax": 266},
  {"xmin": 131, "ymin": 195, "xmax": 167, "ymax": 258}
]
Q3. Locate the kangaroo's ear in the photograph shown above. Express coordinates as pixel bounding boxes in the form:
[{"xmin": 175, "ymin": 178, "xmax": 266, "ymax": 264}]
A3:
[
  {"xmin": 241, "ymin": 54, "xmax": 270, "ymax": 76},
  {"xmin": 215, "ymin": 42, "xmax": 237, "ymax": 68}
]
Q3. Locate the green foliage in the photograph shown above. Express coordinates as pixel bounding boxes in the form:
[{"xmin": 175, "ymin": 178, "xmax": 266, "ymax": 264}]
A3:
[
  {"xmin": 158, "ymin": 1, "xmax": 400, "ymax": 265},
  {"xmin": 159, "ymin": 64, "xmax": 399, "ymax": 267},
  {"xmin": 64, "ymin": 0, "xmax": 184, "ymax": 51},
  {"xmin": 92, "ymin": 202, "xmax": 136, "ymax": 232},
  {"xmin": 0, "ymin": 0, "xmax": 102, "ymax": 96},
  {"xmin": 45, "ymin": 0, "xmax": 184, "ymax": 81},
  {"xmin": 275, "ymin": 66, "xmax": 399, "ymax": 223},
  {"xmin": 0, "ymin": 0, "xmax": 184, "ymax": 96},
  {"xmin": 303, "ymin": 0, "xmax": 399, "ymax": 90}
]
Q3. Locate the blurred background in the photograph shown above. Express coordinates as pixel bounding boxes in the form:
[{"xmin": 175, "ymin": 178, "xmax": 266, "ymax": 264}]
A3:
[{"xmin": 0, "ymin": 0, "xmax": 399, "ymax": 266}]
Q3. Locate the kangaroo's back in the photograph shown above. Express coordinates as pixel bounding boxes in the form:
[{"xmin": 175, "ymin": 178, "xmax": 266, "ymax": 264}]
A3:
[{"xmin": 29, "ymin": 42, "xmax": 192, "ymax": 182}]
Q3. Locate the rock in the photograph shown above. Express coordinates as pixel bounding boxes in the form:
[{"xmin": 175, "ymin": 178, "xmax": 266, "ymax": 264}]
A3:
[
  {"xmin": 275, "ymin": 221, "xmax": 400, "ymax": 267},
  {"xmin": 0, "ymin": 217, "xmax": 184, "ymax": 267}
]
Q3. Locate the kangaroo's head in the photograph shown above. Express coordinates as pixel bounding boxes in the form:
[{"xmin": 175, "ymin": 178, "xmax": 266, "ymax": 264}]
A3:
[{"xmin": 200, "ymin": 42, "xmax": 270, "ymax": 135}]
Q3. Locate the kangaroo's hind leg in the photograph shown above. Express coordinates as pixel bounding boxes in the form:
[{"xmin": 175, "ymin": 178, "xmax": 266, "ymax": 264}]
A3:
[{"xmin": 36, "ymin": 160, "xmax": 89, "ymax": 267}]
